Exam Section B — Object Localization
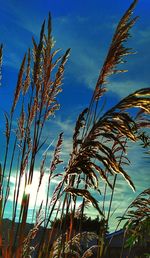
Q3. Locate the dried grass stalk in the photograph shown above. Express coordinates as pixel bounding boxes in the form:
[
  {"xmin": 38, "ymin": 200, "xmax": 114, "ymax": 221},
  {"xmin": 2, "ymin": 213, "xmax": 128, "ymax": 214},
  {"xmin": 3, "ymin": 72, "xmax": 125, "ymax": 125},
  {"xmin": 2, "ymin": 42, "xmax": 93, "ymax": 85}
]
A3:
[
  {"xmin": 48, "ymin": 48, "xmax": 70, "ymax": 102},
  {"xmin": 22, "ymin": 203, "xmax": 43, "ymax": 257},
  {"xmin": 45, "ymin": 103, "xmax": 60, "ymax": 119},
  {"xmin": 33, "ymin": 21, "xmax": 45, "ymax": 85},
  {"xmin": 23, "ymin": 48, "xmax": 31, "ymax": 95},
  {"xmin": 65, "ymin": 187, "xmax": 104, "ymax": 216},
  {"xmin": 82, "ymin": 245, "xmax": 98, "ymax": 258},
  {"xmin": 4, "ymin": 113, "xmax": 10, "ymax": 142},
  {"xmin": 73, "ymin": 108, "xmax": 88, "ymax": 154},
  {"xmin": 52, "ymin": 231, "xmax": 98, "ymax": 258},
  {"xmin": 18, "ymin": 106, "xmax": 25, "ymax": 139},
  {"xmin": 94, "ymin": 0, "xmax": 138, "ymax": 100},
  {"xmin": 29, "ymin": 97, "xmax": 39, "ymax": 125},
  {"xmin": 12, "ymin": 54, "xmax": 26, "ymax": 113}
]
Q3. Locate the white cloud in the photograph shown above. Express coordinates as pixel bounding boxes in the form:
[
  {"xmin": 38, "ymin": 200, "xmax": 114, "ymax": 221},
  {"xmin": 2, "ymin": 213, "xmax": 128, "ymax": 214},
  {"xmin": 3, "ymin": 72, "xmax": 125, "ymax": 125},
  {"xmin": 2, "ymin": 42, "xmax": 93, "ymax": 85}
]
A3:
[
  {"xmin": 53, "ymin": 117, "xmax": 74, "ymax": 135},
  {"xmin": 108, "ymin": 80, "xmax": 149, "ymax": 98},
  {"xmin": 135, "ymin": 27, "xmax": 150, "ymax": 44}
]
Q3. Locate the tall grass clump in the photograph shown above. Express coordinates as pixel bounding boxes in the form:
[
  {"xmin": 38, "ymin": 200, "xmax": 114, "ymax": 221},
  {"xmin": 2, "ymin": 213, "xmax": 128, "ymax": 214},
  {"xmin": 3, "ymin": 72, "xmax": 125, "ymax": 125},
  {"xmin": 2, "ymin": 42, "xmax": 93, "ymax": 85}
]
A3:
[{"xmin": 0, "ymin": 0, "xmax": 150, "ymax": 257}]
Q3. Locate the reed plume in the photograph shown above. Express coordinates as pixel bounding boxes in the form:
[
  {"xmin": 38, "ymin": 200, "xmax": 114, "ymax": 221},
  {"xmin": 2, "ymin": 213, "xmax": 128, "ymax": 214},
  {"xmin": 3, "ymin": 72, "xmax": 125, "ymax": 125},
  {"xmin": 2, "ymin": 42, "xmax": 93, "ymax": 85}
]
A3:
[{"xmin": 12, "ymin": 54, "xmax": 26, "ymax": 114}]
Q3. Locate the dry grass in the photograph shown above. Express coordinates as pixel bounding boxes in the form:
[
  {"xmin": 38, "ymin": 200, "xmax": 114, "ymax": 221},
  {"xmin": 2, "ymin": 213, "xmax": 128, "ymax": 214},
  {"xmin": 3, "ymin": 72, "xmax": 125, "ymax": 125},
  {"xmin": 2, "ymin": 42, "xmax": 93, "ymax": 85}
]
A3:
[{"xmin": 0, "ymin": 1, "xmax": 150, "ymax": 257}]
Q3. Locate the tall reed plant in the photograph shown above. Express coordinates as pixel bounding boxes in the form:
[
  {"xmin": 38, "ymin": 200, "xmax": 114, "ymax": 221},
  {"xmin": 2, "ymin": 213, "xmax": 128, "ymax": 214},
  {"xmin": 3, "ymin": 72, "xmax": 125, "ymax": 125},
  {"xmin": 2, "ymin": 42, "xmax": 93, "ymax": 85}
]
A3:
[{"xmin": 0, "ymin": 1, "xmax": 150, "ymax": 257}]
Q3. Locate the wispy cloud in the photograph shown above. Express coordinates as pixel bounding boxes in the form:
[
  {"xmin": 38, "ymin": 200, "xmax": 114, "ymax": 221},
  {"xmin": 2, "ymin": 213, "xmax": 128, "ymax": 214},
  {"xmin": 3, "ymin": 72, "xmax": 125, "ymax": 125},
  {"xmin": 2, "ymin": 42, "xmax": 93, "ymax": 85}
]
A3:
[
  {"xmin": 46, "ymin": 117, "xmax": 74, "ymax": 162},
  {"xmin": 2, "ymin": 2, "xmax": 150, "ymax": 99},
  {"xmin": 108, "ymin": 79, "xmax": 149, "ymax": 98},
  {"xmin": 135, "ymin": 27, "xmax": 150, "ymax": 45}
]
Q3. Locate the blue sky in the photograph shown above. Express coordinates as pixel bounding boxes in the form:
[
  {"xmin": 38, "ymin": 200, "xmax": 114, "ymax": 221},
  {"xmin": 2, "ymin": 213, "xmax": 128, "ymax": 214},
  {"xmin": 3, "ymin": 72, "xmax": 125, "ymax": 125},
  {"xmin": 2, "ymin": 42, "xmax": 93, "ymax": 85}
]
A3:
[{"xmin": 0, "ymin": 0, "xmax": 150, "ymax": 231}]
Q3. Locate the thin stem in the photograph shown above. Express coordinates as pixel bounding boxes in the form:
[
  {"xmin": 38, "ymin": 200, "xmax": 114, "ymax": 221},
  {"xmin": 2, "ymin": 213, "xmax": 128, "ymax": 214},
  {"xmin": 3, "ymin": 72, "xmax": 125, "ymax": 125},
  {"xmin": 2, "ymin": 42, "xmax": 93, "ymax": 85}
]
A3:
[
  {"xmin": 107, "ymin": 174, "xmax": 117, "ymax": 223},
  {"xmin": 2, "ymin": 135, "xmax": 17, "ymax": 217},
  {"xmin": 37, "ymin": 177, "xmax": 65, "ymax": 255},
  {"xmin": 2, "ymin": 111, "xmax": 13, "ymax": 186}
]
